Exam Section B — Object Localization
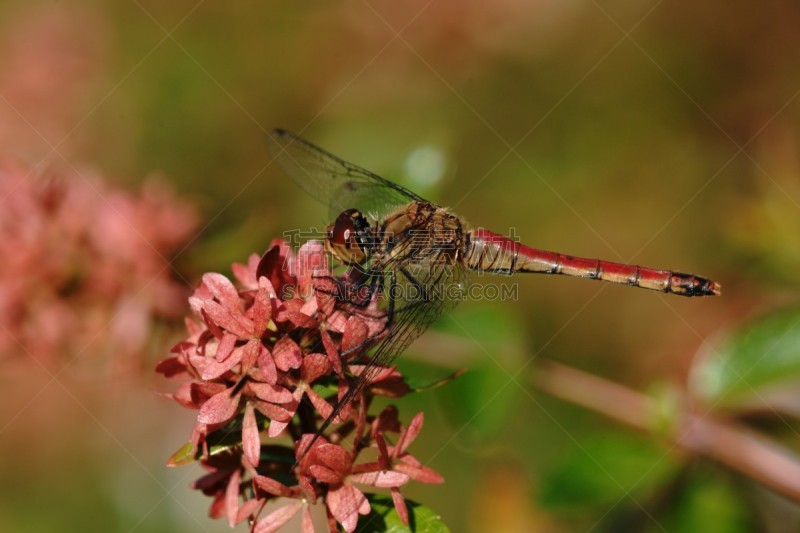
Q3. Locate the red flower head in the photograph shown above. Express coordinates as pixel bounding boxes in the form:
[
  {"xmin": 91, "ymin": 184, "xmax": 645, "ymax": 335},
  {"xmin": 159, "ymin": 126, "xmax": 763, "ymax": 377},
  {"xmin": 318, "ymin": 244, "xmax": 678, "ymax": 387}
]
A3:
[{"xmin": 158, "ymin": 240, "xmax": 444, "ymax": 532}]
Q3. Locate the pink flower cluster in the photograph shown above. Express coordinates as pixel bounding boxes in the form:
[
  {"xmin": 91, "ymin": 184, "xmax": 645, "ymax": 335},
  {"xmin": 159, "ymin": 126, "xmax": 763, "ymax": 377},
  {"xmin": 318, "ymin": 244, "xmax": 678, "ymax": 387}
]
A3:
[
  {"xmin": 158, "ymin": 240, "xmax": 443, "ymax": 532},
  {"xmin": 0, "ymin": 162, "xmax": 197, "ymax": 367}
]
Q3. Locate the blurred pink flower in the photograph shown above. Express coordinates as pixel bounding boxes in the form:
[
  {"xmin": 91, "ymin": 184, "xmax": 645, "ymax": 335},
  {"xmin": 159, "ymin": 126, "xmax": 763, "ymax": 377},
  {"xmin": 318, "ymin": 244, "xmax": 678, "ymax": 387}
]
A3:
[
  {"xmin": 0, "ymin": 161, "xmax": 198, "ymax": 368},
  {"xmin": 159, "ymin": 241, "xmax": 443, "ymax": 532}
]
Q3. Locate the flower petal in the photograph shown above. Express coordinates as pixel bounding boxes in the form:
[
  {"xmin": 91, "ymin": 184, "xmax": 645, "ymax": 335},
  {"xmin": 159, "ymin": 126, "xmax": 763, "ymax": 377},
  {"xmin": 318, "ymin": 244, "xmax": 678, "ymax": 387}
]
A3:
[
  {"xmin": 199, "ymin": 345, "xmax": 243, "ymax": 380},
  {"xmin": 319, "ymin": 328, "xmax": 343, "ymax": 375},
  {"xmin": 374, "ymin": 434, "xmax": 391, "ymax": 469},
  {"xmin": 232, "ymin": 253, "xmax": 261, "ymax": 289},
  {"xmin": 169, "ymin": 382, "xmax": 196, "ymax": 409},
  {"xmin": 327, "ymin": 484, "xmax": 369, "ymax": 533},
  {"xmin": 391, "ymin": 487, "xmax": 409, "ymax": 526},
  {"xmin": 325, "ymin": 309, "xmax": 348, "ymax": 333},
  {"xmin": 342, "ymin": 316, "xmax": 368, "ymax": 355},
  {"xmin": 209, "ymin": 490, "xmax": 225, "ymax": 519},
  {"xmin": 299, "ymin": 474, "xmax": 317, "ymax": 502},
  {"xmin": 203, "ymin": 272, "xmax": 242, "ymax": 313},
  {"xmin": 254, "ymin": 399, "xmax": 296, "ymax": 423},
  {"xmin": 371, "ymin": 406, "xmax": 401, "ymax": 439},
  {"xmin": 185, "ymin": 316, "xmax": 205, "ymax": 337},
  {"xmin": 267, "ymin": 417, "xmax": 290, "ymax": 438},
  {"xmin": 305, "ymin": 390, "xmax": 333, "ymax": 420},
  {"xmin": 236, "ymin": 498, "xmax": 262, "ymax": 525},
  {"xmin": 301, "ymin": 505, "xmax": 314, "ymax": 533},
  {"xmin": 273, "ymin": 336, "xmax": 302, "ymax": 371},
  {"xmin": 203, "ymin": 300, "xmax": 253, "ymax": 338},
  {"xmin": 287, "ymin": 310, "xmax": 318, "ymax": 329},
  {"xmin": 249, "ymin": 382, "xmax": 293, "ymax": 403},
  {"xmin": 395, "ymin": 412, "xmax": 424, "ymax": 456},
  {"xmin": 189, "ymin": 295, "xmax": 206, "ymax": 318},
  {"xmin": 393, "ymin": 461, "xmax": 444, "ymax": 484},
  {"xmin": 190, "ymin": 382, "xmax": 228, "ymax": 405},
  {"xmin": 298, "ymin": 290, "xmax": 318, "ymax": 314},
  {"xmin": 366, "ymin": 368, "xmax": 409, "ymax": 398},
  {"xmin": 215, "ymin": 332, "xmax": 237, "ymax": 362},
  {"xmin": 309, "ymin": 464, "xmax": 342, "ymax": 484},
  {"xmin": 310, "ymin": 274, "xmax": 337, "ymax": 316},
  {"xmin": 301, "ymin": 352, "xmax": 330, "ymax": 383},
  {"xmin": 225, "ymin": 468, "xmax": 241, "ymax": 527},
  {"xmin": 241, "ymin": 339, "xmax": 260, "ymax": 372},
  {"xmin": 192, "ymin": 465, "xmax": 235, "ymax": 491},
  {"xmin": 296, "ymin": 434, "xmax": 325, "ymax": 465},
  {"xmin": 242, "ymin": 402, "xmax": 260, "ymax": 467},
  {"xmin": 252, "ymin": 277, "xmax": 274, "ymax": 337},
  {"xmin": 200, "ymin": 307, "xmax": 224, "ymax": 339},
  {"xmin": 315, "ymin": 443, "xmax": 352, "ymax": 475},
  {"xmin": 255, "ymin": 345, "xmax": 277, "ymax": 384},
  {"xmin": 254, "ymin": 475, "xmax": 294, "ymax": 497},
  {"xmin": 349, "ymin": 470, "xmax": 409, "ymax": 488},
  {"xmin": 198, "ymin": 389, "xmax": 241, "ymax": 425},
  {"xmin": 253, "ymin": 501, "xmax": 303, "ymax": 533},
  {"xmin": 256, "ymin": 242, "xmax": 295, "ymax": 295},
  {"xmin": 155, "ymin": 356, "xmax": 187, "ymax": 378}
]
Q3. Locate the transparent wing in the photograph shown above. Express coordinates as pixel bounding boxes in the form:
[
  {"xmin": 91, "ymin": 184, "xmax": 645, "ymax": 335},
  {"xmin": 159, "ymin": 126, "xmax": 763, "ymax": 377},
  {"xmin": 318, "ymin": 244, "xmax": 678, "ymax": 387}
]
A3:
[
  {"xmin": 316, "ymin": 254, "xmax": 467, "ymax": 436},
  {"xmin": 367, "ymin": 257, "xmax": 466, "ymax": 370},
  {"xmin": 268, "ymin": 129, "xmax": 424, "ymax": 219}
]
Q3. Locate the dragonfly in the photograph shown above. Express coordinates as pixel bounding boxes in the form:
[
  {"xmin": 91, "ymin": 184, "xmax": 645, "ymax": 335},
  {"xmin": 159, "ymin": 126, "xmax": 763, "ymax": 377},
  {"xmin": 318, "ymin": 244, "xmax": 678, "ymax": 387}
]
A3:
[{"xmin": 268, "ymin": 129, "xmax": 720, "ymax": 447}]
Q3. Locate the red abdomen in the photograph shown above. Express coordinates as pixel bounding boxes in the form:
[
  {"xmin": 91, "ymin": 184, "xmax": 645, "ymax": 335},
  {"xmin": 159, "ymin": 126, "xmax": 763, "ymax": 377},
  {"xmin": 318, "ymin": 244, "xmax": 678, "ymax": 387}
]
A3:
[{"xmin": 466, "ymin": 229, "xmax": 720, "ymax": 297}]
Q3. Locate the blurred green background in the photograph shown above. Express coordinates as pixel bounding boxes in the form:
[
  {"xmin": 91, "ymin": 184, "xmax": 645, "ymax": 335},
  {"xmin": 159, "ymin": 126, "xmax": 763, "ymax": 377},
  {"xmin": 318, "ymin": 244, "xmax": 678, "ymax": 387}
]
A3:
[{"xmin": 2, "ymin": 1, "xmax": 800, "ymax": 531}]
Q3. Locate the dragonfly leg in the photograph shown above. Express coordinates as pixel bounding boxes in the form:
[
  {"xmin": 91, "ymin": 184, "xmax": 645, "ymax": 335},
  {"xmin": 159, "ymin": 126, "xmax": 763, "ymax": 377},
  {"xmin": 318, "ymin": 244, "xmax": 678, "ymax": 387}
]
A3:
[
  {"xmin": 397, "ymin": 265, "xmax": 454, "ymax": 307},
  {"xmin": 399, "ymin": 266, "xmax": 434, "ymax": 303},
  {"xmin": 339, "ymin": 272, "xmax": 394, "ymax": 360},
  {"xmin": 312, "ymin": 266, "xmax": 381, "ymax": 308}
]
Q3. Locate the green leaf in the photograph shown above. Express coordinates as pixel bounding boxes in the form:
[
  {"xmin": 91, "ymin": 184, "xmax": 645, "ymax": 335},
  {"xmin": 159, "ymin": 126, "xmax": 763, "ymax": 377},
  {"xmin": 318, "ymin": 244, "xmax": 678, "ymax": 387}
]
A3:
[
  {"xmin": 166, "ymin": 441, "xmax": 195, "ymax": 466},
  {"xmin": 660, "ymin": 470, "xmax": 753, "ymax": 533},
  {"xmin": 691, "ymin": 304, "xmax": 800, "ymax": 409},
  {"xmin": 357, "ymin": 494, "xmax": 450, "ymax": 533},
  {"xmin": 311, "ymin": 380, "xmax": 339, "ymax": 398}
]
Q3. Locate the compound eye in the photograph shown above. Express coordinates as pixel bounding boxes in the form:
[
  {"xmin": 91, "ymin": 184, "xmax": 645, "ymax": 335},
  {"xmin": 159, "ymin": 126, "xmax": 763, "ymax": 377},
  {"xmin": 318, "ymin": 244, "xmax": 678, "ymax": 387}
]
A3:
[
  {"xmin": 331, "ymin": 212, "xmax": 357, "ymax": 248},
  {"xmin": 327, "ymin": 210, "xmax": 368, "ymax": 265}
]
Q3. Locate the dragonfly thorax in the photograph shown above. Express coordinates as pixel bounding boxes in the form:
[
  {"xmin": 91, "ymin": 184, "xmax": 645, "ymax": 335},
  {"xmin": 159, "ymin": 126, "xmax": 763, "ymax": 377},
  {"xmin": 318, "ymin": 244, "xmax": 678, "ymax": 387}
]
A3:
[{"xmin": 325, "ymin": 208, "xmax": 373, "ymax": 265}]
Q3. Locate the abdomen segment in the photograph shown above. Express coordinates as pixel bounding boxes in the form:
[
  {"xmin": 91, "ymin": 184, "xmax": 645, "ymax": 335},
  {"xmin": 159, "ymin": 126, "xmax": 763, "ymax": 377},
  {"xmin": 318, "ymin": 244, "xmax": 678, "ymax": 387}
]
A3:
[{"xmin": 466, "ymin": 229, "xmax": 720, "ymax": 297}]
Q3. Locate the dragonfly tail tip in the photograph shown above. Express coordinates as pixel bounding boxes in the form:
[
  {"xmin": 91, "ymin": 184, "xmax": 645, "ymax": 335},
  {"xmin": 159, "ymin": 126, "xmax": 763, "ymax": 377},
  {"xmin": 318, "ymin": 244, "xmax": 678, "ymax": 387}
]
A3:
[{"xmin": 703, "ymin": 279, "xmax": 722, "ymax": 296}]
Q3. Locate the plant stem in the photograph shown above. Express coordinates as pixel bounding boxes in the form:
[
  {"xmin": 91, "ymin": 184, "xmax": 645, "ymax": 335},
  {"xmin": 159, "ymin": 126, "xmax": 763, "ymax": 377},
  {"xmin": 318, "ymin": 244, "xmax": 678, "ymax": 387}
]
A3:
[{"xmin": 534, "ymin": 359, "xmax": 800, "ymax": 503}]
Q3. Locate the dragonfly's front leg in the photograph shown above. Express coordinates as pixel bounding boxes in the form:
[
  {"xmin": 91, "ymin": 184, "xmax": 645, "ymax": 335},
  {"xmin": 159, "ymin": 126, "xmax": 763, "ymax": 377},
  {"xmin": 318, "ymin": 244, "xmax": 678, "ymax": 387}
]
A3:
[
  {"xmin": 339, "ymin": 270, "xmax": 395, "ymax": 360},
  {"xmin": 311, "ymin": 266, "xmax": 378, "ymax": 308}
]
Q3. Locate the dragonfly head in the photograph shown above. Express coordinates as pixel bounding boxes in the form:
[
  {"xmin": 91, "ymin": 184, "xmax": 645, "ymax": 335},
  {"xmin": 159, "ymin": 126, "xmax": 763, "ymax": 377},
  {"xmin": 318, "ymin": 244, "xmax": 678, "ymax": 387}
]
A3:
[{"xmin": 325, "ymin": 209, "xmax": 371, "ymax": 265}]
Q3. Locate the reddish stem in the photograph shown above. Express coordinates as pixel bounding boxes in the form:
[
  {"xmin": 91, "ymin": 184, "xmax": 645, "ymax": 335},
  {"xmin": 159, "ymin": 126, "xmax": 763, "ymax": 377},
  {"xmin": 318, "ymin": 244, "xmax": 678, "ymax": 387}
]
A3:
[{"xmin": 534, "ymin": 359, "xmax": 800, "ymax": 502}]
